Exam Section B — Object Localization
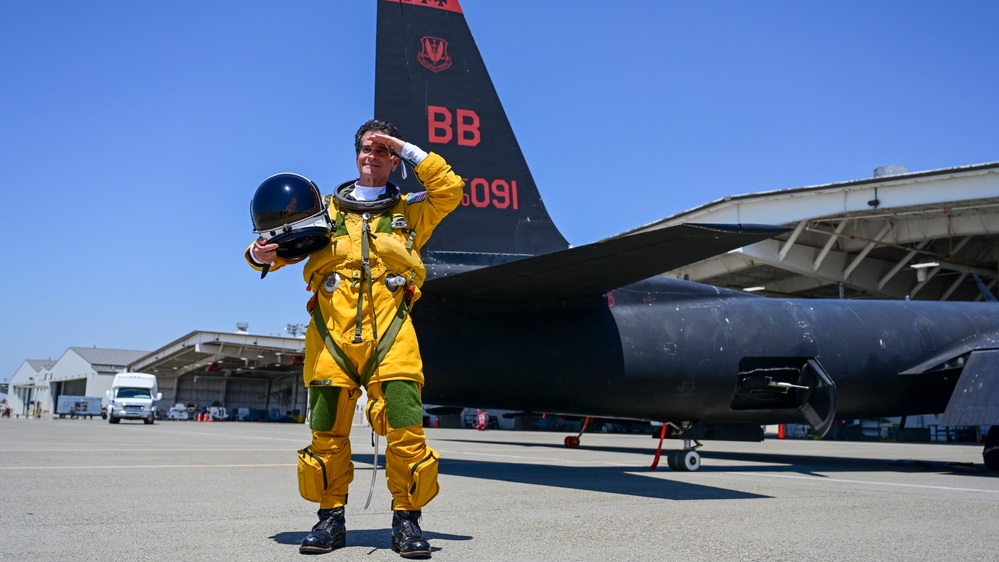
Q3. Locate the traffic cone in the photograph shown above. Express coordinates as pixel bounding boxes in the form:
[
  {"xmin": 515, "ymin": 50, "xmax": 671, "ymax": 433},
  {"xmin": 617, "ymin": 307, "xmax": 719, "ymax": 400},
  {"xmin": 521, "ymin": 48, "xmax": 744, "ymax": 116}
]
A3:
[{"xmin": 778, "ymin": 424, "xmax": 786, "ymax": 439}]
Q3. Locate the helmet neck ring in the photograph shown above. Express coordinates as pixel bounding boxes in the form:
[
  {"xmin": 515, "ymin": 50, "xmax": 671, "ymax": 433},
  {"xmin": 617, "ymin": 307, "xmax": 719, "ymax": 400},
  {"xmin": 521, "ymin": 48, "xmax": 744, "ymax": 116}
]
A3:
[{"xmin": 333, "ymin": 180, "xmax": 401, "ymax": 213}]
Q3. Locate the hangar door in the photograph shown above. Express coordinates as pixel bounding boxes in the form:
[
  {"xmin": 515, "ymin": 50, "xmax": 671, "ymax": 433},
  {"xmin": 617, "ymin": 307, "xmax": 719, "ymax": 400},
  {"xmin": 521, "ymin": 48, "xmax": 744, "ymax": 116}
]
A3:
[{"xmin": 174, "ymin": 374, "xmax": 299, "ymax": 415}]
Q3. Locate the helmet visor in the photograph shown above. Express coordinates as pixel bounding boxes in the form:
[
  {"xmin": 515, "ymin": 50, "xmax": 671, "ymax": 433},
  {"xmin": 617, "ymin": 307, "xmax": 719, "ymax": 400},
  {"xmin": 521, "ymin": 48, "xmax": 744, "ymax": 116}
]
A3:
[{"xmin": 251, "ymin": 173, "xmax": 326, "ymax": 231}]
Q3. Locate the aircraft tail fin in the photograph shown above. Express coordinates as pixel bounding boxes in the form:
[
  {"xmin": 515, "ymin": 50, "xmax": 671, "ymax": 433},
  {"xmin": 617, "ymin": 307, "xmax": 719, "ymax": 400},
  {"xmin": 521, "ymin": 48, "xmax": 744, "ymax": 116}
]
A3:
[{"xmin": 375, "ymin": 0, "xmax": 569, "ymax": 260}]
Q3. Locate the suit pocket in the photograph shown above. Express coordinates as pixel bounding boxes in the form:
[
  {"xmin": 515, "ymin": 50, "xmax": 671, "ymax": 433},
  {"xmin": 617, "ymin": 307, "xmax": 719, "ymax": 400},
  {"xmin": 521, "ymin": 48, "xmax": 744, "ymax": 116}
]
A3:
[
  {"xmin": 297, "ymin": 446, "xmax": 328, "ymax": 503},
  {"xmin": 407, "ymin": 446, "xmax": 440, "ymax": 508}
]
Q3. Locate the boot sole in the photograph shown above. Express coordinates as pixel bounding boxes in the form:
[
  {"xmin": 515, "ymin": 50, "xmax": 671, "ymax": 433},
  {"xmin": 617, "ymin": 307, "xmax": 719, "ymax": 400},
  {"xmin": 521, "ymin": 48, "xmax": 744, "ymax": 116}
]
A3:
[
  {"xmin": 299, "ymin": 545, "xmax": 333, "ymax": 555},
  {"xmin": 299, "ymin": 536, "xmax": 346, "ymax": 554},
  {"xmin": 391, "ymin": 544, "xmax": 431, "ymax": 559}
]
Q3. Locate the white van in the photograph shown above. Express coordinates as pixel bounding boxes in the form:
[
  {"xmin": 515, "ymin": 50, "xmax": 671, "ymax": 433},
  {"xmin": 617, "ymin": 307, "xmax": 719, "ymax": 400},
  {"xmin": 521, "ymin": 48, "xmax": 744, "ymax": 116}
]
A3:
[{"xmin": 106, "ymin": 373, "xmax": 161, "ymax": 424}]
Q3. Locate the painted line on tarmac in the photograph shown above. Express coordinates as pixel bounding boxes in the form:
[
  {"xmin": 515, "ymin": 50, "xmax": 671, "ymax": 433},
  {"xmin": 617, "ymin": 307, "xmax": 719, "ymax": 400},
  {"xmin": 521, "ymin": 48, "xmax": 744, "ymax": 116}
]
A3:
[
  {"xmin": 733, "ymin": 471, "xmax": 999, "ymax": 494},
  {"xmin": 0, "ymin": 447, "xmax": 292, "ymax": 452},
  {"xmin": 0, "ymin": 463, "xmax": 294, "ymax": 471},
  {"xmin": 147, "ymin": 427, "xmax": 305, "ymax": 443},
  {"xmin": 440, "ymin": 448, "xmax": 639, "ymax": 467}
]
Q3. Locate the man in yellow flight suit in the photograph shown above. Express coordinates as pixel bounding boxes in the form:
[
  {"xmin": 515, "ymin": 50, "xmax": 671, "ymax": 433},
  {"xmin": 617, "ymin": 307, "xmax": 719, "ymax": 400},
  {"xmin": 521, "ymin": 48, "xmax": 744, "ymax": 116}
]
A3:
[{"xmin": 247, "ymin": 120, "xmax": 463, "ymax": 558}]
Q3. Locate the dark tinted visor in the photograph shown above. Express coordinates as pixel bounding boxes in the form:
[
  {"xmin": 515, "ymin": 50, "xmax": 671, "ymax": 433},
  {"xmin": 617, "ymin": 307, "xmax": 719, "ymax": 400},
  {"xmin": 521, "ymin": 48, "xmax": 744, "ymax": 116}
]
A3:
[{"xmin": 251, "ymin": 173, "xmax": 323, "ymax": 231}]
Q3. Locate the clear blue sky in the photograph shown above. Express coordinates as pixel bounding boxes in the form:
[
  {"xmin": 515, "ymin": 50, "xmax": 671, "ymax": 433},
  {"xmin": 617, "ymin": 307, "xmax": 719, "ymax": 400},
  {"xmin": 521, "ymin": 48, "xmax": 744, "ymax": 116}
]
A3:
[{"xmin": 2, "ymin": 1, "xmax": 997, "ymax": 383}]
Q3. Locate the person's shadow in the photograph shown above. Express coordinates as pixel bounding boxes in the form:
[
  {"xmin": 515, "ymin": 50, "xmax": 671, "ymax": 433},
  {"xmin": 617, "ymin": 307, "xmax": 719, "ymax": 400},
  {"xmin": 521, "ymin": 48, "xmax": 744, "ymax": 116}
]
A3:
[{"xmin": 270, "ymin": 528, "xmax": 471, "ymax": 555}]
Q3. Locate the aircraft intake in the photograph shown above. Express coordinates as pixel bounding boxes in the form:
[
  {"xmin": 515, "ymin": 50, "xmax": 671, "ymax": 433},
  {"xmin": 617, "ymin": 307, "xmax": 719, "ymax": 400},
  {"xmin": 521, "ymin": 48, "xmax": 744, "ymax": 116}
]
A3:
[{"xmin": 732, "ymin": 357, "xmax": 837, "ymax": 437}]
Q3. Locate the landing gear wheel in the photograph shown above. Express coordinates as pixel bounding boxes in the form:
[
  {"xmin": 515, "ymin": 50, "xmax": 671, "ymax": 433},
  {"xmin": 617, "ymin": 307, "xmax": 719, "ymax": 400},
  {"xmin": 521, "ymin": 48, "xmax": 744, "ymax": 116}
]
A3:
[
  {"xmin": 678, "ymin": 449, "xmax": 701, "ymax": 472},
  {"xmin": 666, "ymin": 450, "xmax": 680, "ymax": 470}
]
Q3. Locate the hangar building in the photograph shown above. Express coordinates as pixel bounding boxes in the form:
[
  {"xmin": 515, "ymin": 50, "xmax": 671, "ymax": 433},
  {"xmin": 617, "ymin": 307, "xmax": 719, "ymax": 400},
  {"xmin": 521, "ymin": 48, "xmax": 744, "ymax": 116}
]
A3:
[
  {"xmin": 6, "ymin": 349, "xmax": 146, "ymax": 419},
  {"xmin": 638, "ymin": 162, "xmax": 999, "ymax": 302}
]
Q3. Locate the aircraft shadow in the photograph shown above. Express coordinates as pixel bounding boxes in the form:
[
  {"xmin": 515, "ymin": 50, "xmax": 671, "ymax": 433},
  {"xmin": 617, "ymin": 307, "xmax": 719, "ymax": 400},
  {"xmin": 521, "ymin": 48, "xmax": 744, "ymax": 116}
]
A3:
[
  {"xmin": 435, "ymin": 438, "xmax": 991, "ymax": 477},
  {"xmin": 348, "ymin": 453, "xmax": 769, "ymax": 502}
]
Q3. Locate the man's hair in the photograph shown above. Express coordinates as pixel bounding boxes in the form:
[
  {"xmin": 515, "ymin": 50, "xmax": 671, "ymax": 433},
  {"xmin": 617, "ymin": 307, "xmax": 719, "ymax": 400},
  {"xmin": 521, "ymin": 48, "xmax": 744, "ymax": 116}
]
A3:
[{"xmin": 354, "ymin": 119, "xmax": 402, "ymax": 154}]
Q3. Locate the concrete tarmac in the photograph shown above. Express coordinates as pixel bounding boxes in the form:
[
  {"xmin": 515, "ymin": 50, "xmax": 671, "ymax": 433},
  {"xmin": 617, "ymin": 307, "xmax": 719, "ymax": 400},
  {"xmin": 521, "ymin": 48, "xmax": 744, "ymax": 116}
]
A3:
[{"xmin": 0, "ymin": 418, "xmax": 996, "ymax": 561}]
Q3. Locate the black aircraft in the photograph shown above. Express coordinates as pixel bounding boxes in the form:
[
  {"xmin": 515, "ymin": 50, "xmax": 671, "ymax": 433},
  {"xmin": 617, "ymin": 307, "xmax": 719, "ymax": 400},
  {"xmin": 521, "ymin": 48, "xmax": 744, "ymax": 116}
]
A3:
[{"xmin": 374, "ymin": 0, "xmax": 999, "ymax": 470}]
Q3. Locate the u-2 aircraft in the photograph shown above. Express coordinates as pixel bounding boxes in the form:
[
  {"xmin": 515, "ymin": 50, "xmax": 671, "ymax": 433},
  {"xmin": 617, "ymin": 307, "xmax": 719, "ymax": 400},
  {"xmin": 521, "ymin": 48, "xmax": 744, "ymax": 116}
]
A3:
[{"xmin": 374, "ymin": 0, "xmax": 999, "ymax": 470}]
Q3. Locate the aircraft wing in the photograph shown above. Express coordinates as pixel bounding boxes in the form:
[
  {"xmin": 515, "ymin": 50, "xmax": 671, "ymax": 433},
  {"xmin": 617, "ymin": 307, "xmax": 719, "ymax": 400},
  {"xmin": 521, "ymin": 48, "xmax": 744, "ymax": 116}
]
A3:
[
  {"xmin": 901, "ymin": 341, "xmax": 999, "ymax": 427},
  {"xmin": 939, "ymin": 349, "xmax": 999, "ymax": 427},
  {"xmin": 423, "ymin": 223, "xmax": 790, "ymax": 300}
]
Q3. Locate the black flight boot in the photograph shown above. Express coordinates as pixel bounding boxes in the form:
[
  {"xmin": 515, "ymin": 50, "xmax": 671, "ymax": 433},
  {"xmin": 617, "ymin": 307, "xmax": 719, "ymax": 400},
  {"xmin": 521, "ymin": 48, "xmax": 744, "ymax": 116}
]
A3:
[
  {"xmin": 391, "ymin": 510, "xmax": 431, "ymax": 559},
  {"xmin": 299, "ymin": 507, "xmax": 346, "ymax": 554}
]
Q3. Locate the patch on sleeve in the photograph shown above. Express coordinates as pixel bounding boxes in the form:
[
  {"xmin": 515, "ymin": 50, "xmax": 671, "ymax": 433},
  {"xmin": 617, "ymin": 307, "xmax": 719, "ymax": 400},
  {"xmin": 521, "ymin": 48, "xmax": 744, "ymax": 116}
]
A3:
[{"xmin": 406, "ymin": 191, "xmax": 427, "ymax": 204}]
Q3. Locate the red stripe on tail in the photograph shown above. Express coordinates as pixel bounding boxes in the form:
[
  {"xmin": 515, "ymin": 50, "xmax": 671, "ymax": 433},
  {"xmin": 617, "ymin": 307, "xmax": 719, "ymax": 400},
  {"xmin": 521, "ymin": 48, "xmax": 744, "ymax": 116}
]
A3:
[{"xmin": 382, "ymin": 0, "xmax": 463, "ymax": 14}]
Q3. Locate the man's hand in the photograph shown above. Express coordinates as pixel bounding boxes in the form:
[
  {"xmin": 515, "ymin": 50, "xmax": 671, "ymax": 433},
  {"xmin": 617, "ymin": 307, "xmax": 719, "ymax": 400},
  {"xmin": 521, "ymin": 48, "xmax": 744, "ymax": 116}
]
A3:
[
  {"xmin": 252, "ymin": 237, "xmax": 279, "ymax": 264},
  {"xmin": 367, "ymin": 132, "xmax": 406, "ymax": 156}
]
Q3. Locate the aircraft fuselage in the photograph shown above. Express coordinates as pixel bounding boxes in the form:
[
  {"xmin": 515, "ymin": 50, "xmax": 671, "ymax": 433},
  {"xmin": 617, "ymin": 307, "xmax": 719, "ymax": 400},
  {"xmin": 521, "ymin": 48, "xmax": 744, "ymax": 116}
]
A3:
[{"xmin": 417, "ymin": 275, "xmax": 998, "ymax": 425}]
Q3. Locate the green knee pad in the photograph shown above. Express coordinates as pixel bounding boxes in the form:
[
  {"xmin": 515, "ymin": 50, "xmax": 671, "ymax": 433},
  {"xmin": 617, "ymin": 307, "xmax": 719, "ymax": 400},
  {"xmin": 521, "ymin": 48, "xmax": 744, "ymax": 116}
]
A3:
[
  {"xmin": 383, "ymin": 380, "xmax": 423, "ymax": 429},
  {"xmin": 309, "ymin": 386, "xmax": 341, "ymax": 432}
]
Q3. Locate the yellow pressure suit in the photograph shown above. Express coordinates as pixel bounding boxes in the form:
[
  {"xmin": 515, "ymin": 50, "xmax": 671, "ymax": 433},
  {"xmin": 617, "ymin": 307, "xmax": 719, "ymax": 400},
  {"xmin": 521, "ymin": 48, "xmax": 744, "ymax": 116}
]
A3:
[{"xmin": 246, "ymin": 152, "xmax": 463, "ymax": 511}]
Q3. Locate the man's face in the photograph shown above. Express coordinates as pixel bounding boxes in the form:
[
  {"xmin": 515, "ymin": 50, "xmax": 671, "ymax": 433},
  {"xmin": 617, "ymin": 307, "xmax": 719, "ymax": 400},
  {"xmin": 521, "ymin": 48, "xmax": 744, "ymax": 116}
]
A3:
[{"xmin": 356, "ymin": 131, "xmax": 398, "ymax": 186}]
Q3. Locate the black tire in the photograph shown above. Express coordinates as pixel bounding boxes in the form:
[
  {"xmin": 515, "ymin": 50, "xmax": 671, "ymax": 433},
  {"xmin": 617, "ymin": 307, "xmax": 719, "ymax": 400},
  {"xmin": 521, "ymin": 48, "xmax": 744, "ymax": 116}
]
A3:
[
  {"xmin": 109, "ymin": 415, "xmax": 120, "ymax": 424},
  {"xmin": 666, "ymin": 450, "xmax": 680, "ymax": 470}
]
